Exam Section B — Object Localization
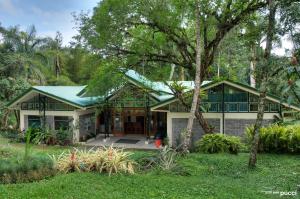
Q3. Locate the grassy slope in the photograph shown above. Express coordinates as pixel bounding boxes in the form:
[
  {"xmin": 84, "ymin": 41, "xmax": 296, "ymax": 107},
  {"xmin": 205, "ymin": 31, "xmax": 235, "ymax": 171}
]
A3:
[{"xmin": 0, "ymin": 137, "xmax": 299, "ymax": 199}]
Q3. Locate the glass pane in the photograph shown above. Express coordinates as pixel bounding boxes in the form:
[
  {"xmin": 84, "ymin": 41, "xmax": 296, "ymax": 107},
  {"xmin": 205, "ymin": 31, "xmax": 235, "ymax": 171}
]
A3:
[
  {"xmin": 114, "ymin": 114, "xmax": 122, "ymax": 131},
  {"xmin": 270, "ymin": 103, "xmax": 279, "ymax": 112},
  {"xmin": 227, "ymin": 103, "xmax": 238, "ymax": 112},
  {"xmin": 239, "ymin": 103, "xmax": 248, "ymax": 112},
  {"xmin": 54, "ymin": 116, "xmax": 70, "ymax": 130},
  {"xmin": 28, "ymin": 116, "xmax": 41, "ymax": 128}
]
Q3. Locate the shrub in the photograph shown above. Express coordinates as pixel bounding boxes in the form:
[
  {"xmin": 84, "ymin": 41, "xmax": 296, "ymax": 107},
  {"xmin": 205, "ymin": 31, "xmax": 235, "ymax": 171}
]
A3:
[
  {"xmin": 56, "ymin": 128, "xmax": 72, "ymax": 146},
  {"xmin": 195, "ymin": 134, "xmax": 242, "ymax": 154},
  {"xmin": 245, "ymin": 124, "xmax": 300, "ymax": 154},
  {"xmin": 0, "ymin": 129, "xmax": 24, "ymax": 142},
  {"xmin": 0, "ymin": 154, "xmax": 56, "ymax": 184},
  {"xmin": 50, "ymin": 146, "xmax": 135, "ymax": 176}
]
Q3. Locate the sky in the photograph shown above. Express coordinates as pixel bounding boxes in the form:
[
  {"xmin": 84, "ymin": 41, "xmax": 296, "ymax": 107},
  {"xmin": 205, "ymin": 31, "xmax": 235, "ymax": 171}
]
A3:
[
  {"xmin": 0, "ymin": 0, "xmax": 99, "ymax": 46},
  {"xmin": 0, "ymin": 0, "xmax": 294, "ymax": 55}
]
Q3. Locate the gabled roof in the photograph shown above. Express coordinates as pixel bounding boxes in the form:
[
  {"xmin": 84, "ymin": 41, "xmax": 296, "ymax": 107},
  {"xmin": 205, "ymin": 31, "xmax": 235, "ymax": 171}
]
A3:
[
  {"xmin": 124, "ymin": 69, "xmax": 211, "ymax": 102},
  {"xmin": 8, "ymin": 86, "xmax": 101, "ymax": 109},
  {"xmin": 9, "ymin": 69, "xmax": 299, "ymax": 112},
  {"xmin": 151, "ymin": 79, "xmax": 300, "ymax": 111}
]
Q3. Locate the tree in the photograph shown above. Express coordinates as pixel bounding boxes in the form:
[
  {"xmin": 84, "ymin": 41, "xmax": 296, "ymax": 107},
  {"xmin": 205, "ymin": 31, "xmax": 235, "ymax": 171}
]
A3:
[
  {"xmin": 182, "ymin": 0, "xmax": 202, "ymax": 153},
  {"xmin": 76, "ymin": 0, "xmax": 268, "ymax": 134},
  {"xmin": 248, "ymin": 0, "xmax": 277, "ymax": 168}
]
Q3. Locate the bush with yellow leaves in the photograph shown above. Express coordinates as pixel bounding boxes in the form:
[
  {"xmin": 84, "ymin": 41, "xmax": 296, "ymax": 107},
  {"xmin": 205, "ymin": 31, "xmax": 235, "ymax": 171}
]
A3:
[{"xmin": 50, "ymin": 146, "xmax": 135, "ymax": 176}]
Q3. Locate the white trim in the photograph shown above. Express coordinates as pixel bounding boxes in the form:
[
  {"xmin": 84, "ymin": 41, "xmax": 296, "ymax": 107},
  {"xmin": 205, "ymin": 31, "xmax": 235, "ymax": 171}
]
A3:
[
  {"xmin": 73, "ymin": 112, "xmax": 80, "ymax": 143},
  {"xmin": 224, "ymin": 113, "xmax": 278, "ymax": 119},
  {"xmin": 76, "ymin": 109, "xmax": 96, "ymax": 116},
  {"xmin": 20, "ymin": 110, "xmax": 75, "ymax": 116},
  {"xmin": 20, "ymin": 111, "xmax": 25, "ymax": 131},
  {"xmin": 166, "ymin": 112, "xmax": 172, "ymax": 146}
]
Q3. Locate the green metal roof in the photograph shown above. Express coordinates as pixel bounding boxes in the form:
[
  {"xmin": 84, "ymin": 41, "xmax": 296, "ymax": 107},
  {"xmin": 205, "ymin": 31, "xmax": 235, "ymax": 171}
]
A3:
[
  {"xmin": 124, "ymin": 70, "xmax": 173, "ymax": 94},
  {"xmin": 32, "ymin": 86, "xmax": 101, "ymax": 107},
  {"xmin": 12, "ymin": 69, "xmax": 296, "ymax": 111},
  {"xmin": 8, "ymin": 86, "xmax": 102, "ymax": 109},
  {"xmin": 124, "ymin": 69, "xmax": 211, "ymax": 102}
]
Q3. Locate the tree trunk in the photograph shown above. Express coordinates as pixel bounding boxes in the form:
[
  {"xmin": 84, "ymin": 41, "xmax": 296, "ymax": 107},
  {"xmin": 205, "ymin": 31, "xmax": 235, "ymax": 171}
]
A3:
[
  {"xmin": 182, "ymin": 0, "xmax": 202, "ymax": 153},
  {"xmin": 250, "ymin": 45, "xmax": 256, "ymax": 88},
  {"xmin": 14, "ymin": 110, "xmax": 20, "ymax": 129},
  {"xmin": 248, "ymin": 81, "xmax": 267, "ymax": 167},
  {"xmin": 195, "ymin": 111, "xmax": 213, "ymax": 133},
  {"xmin": 0, "ymin": 108, "xmax": 10, "ymax": 129},
  {"xmin": 248, "ymin": 0, "xmax": 276, "ymax": 168},
  {"xmin": 180, "ymin": 67, "xmax": 185, "ymax": 81},
  {"xmin": 169, "ymin": 64, "xmax": 175, "ymax": 80}
]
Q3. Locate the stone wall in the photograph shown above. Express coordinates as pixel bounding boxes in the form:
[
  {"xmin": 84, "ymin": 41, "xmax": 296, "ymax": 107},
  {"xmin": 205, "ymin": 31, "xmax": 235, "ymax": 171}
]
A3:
[
  {"xmin": 45, "ymin": 116, "xmax": 54, "ymax": 129},
  {"xmin": 224, "ymin": 119, "xmax": 273, "ymax": 137},
  {"xmin": 171, "ymin": 118, "xmax": 220, "ymax": 146},
  {"xmin": 79, "ymin": 113, "xmax": 96, "ymax": 141},
  {"xmin": 171, "ymin": 117, "xmax": 274, "ymax": 147}
]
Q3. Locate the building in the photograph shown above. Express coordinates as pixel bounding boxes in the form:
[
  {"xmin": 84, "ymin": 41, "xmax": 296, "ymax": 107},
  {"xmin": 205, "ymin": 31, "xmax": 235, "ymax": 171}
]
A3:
[{"xmin": 8, "ymin": 70, "xmax": 300, "ymax": 147}]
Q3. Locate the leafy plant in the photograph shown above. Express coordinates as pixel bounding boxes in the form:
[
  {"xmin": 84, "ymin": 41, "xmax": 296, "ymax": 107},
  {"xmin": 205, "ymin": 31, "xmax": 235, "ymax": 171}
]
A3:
[
  {"xmin": 56, "ymin": 128, "xmax": 72, "ymax": 145},
  {"xmin": 157, "ymin": 146, "xmax": 177, "ymax": 171},
  {"xmin": 31, "ymin": 127, "xmax": 54, "ymax": 145},
  {"xmin": 245, "ymin": 124, "xmax": 300, "ymax": 154},
  {"xmin": 195, "ymin": 134, "xmax": 242, "ymax": 154},
  {"xmin": 0, "ymin": 153, "xmax": 55, "ymax": 184},
  {"xmin": 24, "ymin": 128, "xmax": 33, "ymax": 160},
  {"xmin": 50, "ymin": 146, "xmax": 135, "ymax": 176},
  {"xmin": 138, "ymin": 145, "xmax": 182, "ymax": 175}
]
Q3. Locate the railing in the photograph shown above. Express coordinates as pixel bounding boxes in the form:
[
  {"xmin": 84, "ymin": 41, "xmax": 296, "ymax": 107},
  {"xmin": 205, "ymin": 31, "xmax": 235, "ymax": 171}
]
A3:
[
  {"xmin": 200, "ymin": 102, "xmax": 280, "ymax": 113},
  {"xmin": 109, "ymin": 99, "xmax": 150, "ymax": 108},
  {"xmin": 21, "ymin": 102, "xmax": 74, "ymax": 111}
]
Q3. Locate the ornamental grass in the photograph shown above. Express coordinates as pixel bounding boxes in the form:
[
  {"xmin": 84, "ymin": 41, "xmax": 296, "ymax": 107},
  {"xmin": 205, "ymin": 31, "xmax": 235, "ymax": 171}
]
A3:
[{"xmin": 50, "ymin": 146, "xmax": 135, "ymax": 176}]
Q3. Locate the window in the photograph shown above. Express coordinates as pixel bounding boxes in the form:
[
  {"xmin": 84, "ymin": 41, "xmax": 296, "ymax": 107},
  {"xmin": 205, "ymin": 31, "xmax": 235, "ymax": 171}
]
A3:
[
  {"xmin": 269, "ymin": 103, "xmax": 280, "ymax": 112},
  {"xmin": 84, "ymin": 117, "xmax": 92, "ymax": 131},
  {"xmin": 28, "ymin": 116, "xmax": 41, "ymax": 128},
  {"xmin": 54, "ymin": 116, "xmax": 70, "ymax": 130}
]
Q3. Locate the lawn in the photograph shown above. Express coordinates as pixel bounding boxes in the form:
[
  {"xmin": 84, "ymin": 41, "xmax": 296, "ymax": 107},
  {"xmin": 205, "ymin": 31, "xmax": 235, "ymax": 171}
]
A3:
[{"xmin": 0, "ymin": 136, "xmax": 299, "ymax": 199}]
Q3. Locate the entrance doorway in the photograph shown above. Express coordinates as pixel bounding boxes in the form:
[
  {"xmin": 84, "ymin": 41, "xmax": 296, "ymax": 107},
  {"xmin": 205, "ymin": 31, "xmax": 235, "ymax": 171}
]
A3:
[{"xmin": 124, "ymin": 109, "xmax": 145, "ymax": 135}]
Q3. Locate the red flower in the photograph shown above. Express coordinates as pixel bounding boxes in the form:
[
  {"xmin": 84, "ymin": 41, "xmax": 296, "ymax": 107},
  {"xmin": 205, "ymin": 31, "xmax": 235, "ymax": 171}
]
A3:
[{"xmin": 71, "ymin": 151, "xmax": 76, "ymax": 161}]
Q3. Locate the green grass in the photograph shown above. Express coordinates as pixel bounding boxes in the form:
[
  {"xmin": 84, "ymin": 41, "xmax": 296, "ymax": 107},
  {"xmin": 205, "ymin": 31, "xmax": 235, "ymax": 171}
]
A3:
[{"xmin": 0, "ymin": 136, "xmax": 299, "ymax": 199}]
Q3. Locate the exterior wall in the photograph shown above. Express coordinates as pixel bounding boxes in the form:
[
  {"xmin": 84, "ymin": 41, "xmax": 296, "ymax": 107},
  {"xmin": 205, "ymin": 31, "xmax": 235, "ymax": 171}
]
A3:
[
  {"xmin": 171, "ymin": 118, "xmax": 220, "ymax": 146},
  {"xmin": 224, "ymin": 119, "xmax": 273, "ymax": 137},
  {"xmin": 19, "ymin": 110, "xmax": 79, "ymax": 142},
  {"xmin": 78, "ymin": 113, "xmax": 96, "ymax": 141},
  {"xmin": 45, "ymin": 116, "xmax": 55, "ymax": 129},
  {"xmin": 167, "ymin": 112, "xmax": 279, "ymax": 147}
]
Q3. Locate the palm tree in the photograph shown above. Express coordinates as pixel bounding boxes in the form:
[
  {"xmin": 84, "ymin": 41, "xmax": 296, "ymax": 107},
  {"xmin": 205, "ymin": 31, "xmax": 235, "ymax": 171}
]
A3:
[{"xmin": 0, "ymin": 25, "xmax": 47, "ymax": 84}]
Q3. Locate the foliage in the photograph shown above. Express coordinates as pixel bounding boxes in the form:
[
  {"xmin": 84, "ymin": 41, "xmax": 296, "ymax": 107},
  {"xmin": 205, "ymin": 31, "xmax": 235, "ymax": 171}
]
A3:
[
  {"xmin": 50, "ymin": 146, "xmax": 135, "ymax": 176},
  {"xmin": 87, "ymin": 61, "xmax": 125, "ymax": 97},
  {"xmin": 0, "ymin": 151, "xmax": 55, "ymax": 184},
  {"xmin": 55, "ymin": 128, "xmax": 72, "ymax": 146},
  {"xmin": 195, "ymin": 134, "xmax": 242, "ymax": 154},
  {"xmin": 24, "ymin": 127, "xmax": 32, "ymax": 159},
  {"xmin": 156, "ymin": 146, "xmax": 177, "ymax": 171},
  {"xmin": 0, "ymin": 129, "xmax": 23, "ymax": 142},
  {"xmin": 0, "ymin": 152, "xmax": 299, "ymax": 198},
  {"xmin": 246, "ymin": 124, "xmax": 300, "ymax": 154}
]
